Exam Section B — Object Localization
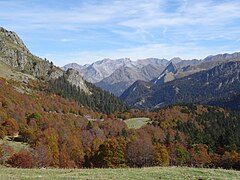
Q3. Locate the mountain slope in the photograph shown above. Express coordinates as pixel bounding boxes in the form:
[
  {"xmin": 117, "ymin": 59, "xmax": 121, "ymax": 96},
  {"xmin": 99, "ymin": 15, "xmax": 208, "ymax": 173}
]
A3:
[
  {"xmin": 121, "ymin": 61, "xmax": 240, "ymax": 108},
  {"xmin": 0, "ymin": 27, "xmax": 62, "ymax": 79},
  {"xmin": 0, "ymin": 27, "xmax": 88, "ymax": 92},
  {"xmin": 0, "ymin": 27, "xmax": 126, "ymax": 114},
  {"xmin": 151, "ymin": 62, "xmax": 178, "ymax": 85},
  {"xmin": 96, "ymin": 64, "xmax": 161, "ymax": 96}
]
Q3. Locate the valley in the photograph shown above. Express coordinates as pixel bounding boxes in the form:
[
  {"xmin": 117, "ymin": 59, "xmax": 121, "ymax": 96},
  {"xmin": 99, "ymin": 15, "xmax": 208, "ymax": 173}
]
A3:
[
  {"xmin": 1, "ymin": 0, "xmax": 240, "ymax": 179},
  {"xmin": 0, "ymin": 27, "xmax": 239, "ymax": 176}
]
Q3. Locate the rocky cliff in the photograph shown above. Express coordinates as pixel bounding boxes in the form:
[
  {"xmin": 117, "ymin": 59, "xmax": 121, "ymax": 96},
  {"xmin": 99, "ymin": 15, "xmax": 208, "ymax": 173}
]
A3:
[{"xmin": 0, "ymin": 27, "xmax": 88, "ymax": 92}]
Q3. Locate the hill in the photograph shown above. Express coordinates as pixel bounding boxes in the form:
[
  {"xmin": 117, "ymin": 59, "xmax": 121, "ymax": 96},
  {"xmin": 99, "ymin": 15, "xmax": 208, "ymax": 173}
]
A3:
[
  {"xmin": 0, "ymin": 27, "xmax": 88, "ymax": 92},
  {"xmin": 0, "ymin": 27, "xmax": 126, "ymax": 114},
  {"xmin": 0, "ymin": 167, "xmax": 239, "ymax": 180}
]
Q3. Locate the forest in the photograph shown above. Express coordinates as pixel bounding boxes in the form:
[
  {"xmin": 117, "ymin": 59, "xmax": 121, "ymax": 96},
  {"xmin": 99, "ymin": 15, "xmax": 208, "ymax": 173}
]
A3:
[
  {"xmin": 48, "ymin": 76, "xmax": 127, "ymax": 114},
  {"xmin": 0, "ymin": 78, "xmax": 239, "ymax": 170}
]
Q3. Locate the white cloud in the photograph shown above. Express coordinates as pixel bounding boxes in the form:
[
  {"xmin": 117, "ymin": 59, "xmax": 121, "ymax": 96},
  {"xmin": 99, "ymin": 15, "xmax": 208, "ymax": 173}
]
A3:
[{"xmin": 1, "ymin": 0, "xmax": 240, "ymax": 66}]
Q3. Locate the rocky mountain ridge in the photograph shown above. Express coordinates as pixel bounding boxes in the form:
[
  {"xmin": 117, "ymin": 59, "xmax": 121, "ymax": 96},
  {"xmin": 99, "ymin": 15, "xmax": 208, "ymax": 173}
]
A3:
[
  {"xmin": 0, "ymin": 27, "xmax": 88, "ymax": 92},
  {"xmin": 64, "ymin": 53, "xmax": 233, "ymax": 96},
  {"xmin": 121, "ymin": 61, "xmax": 240, "ymax": 109},
  {"xmin": 63, "ymin": 58, "xmax": 171, "ymax": 95}
]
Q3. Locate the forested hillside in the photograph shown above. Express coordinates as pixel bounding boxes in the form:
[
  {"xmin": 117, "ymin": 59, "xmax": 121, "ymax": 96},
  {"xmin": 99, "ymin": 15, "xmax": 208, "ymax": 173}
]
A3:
[
  {"xmin": 0, "ymin": 79, "xmax": 239, "ymax": 170},
  {"xmin": 48, "ymin": 75, "xmax": 127, "ymax": 114}
]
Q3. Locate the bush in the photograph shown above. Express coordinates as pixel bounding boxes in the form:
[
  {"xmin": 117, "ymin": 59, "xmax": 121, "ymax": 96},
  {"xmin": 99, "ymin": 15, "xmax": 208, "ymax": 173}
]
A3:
[{"xmin": 7, "ymin": 151, "xmax": 34, "ymax": 168}]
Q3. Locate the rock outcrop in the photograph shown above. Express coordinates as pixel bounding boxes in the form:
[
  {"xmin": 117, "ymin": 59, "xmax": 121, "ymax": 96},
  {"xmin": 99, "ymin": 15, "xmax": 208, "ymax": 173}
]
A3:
[
  {"xmin": 0, "ymin": 27, "xmax": 88, "ymax": 92},
  {"xmin": 64, "ymin": 68, "xmax": 89, "ymax": 93}
]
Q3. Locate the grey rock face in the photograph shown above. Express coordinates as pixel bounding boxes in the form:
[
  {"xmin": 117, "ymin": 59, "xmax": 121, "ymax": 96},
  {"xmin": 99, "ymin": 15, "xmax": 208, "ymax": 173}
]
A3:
[
  {"xmin": 152, "ymin": 62, "xmax": 178, "ymax": 85},
  {"xmin": 0, "ymin": 27, "xmax": 29, "ymax": 53},
  {"xmin": 0, "ymin": 27, "xmax": 88, "ymax": 93},
  {"xmin": 64, "ymin": 68, "xmax": 89, "ymax": 93},
  {"xmin": 63, "ymin": 58, "xmax": 168, "ymax": 84},
  {"xmin": 96, "ymin": 63, "xmax": 161, "ymax": 96},
  {"xmin": 0, "ymin": 27, "xmax": 61, "ymax": 78}
]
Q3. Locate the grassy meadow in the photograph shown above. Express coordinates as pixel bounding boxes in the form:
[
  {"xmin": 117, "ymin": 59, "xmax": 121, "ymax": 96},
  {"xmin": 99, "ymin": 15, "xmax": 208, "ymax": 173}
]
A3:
[
  {"xmin": 124, "ymin": 117, "xmax": 151, "ymax": 129},
  {"xmin": 0, "ymin": 136, "xmax": 29, "ymax": 152},
  {"xmin": 0, "ymin": 166, "xmax": 239, "ymax": 180}
]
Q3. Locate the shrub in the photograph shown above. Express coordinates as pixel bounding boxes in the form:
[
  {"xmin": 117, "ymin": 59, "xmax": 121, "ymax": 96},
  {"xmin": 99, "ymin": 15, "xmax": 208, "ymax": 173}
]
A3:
[{"xmin": 7, "ymin": 151, "xmax": 34, "ymax": 168}]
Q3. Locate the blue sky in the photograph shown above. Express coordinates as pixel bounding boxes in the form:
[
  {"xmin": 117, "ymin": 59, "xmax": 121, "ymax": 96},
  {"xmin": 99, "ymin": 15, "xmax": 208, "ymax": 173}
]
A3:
[{"xmin": 0, "ymin": 0, "xmax": 240, "ymax": 66}]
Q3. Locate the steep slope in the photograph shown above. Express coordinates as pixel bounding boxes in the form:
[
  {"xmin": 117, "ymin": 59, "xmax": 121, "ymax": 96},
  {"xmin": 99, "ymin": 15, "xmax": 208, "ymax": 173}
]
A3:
[
  {"xmin": 0, "ymin": 27, "xmax": 62, "ymax": 79},
  {"xmin": 189, "ymin": 52, "xmax": 240, "ymax": 71},
  {"xmin": 176, "ymin": 59, "xmax": 201, "ymax": 68},
  {"xmin": 1, "ymin": 77, "xmax": 240, "ymax": 169},
  {"xmin": 96, "ymin": 64, "xmax": 161, "ymax": 96},
  {"xmin": 0, "ymin": 27, "xmax": 88, "ymax": 92},
  {"xmin": 151, "ymin": 62, "xmax": 178, "ymax": 85},
  {"xmin": 120, "ymin": 80, "xmax": 153, "ymax": 106},
  {"xmin": 208, "ymin": 93, "xmax": 240, "ymax": 111},
  {"xmin": 136, "ymin": 58, "xmax": 168, "ymax": 68},
  {"xmin": 204, "ymin": 52, "xmax": 240, "ymax": 62},
  {"xmin": 122, "ymin": 61, "xmax": 240, "ymax": 108}
]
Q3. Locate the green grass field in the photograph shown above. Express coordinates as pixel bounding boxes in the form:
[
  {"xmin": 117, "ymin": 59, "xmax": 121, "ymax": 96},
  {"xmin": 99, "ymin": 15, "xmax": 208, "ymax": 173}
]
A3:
[
  {"xmin": 0, "ymin": 166, "xmax": 239, "ymax": 180},
  {"xmin": 124, "ymin": 117, "xmax": 151, "ymax": 129},
  {"xmin": 0, "ymin": 136, "xmax": 29, "ymax": 152}
]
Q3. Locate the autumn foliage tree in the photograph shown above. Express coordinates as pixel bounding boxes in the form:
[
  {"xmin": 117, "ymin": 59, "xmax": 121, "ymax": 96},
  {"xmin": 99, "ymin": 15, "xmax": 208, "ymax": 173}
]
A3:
[
  {"xmin": 126, "ymin": 137, "xmax": 155, "ymax": 167},
  {"xmin": 59, "ymin": 143, "xmax": 76, "ymax": 168},
  {"xmin": 0, "ymin": 143, "xmax": 14, "ymax": 164},
  {"xmin": 155, "ymin": 144, "xmax": 170, "ymax": 166},
  {"xmin": 188, "ymin": 144, "xmax": 211, "ymax": 167},
  {"xmin": 7, "ymin": 151, "xmax": 34, "ymax": 168},
  {"xmin": 32, "ymin": 140, "xmax": 52, "ymax": 167},
  {"xmin": 94, "ymin": 138, "xmax": 126, "ymax": 168}
]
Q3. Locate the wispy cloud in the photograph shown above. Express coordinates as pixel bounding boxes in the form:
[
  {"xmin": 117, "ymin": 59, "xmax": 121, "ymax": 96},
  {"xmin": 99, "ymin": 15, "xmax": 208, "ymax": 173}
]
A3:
[
  {"xmin": 0, "ymin": 0, "xmax": 240, "ymax": 65},
  {"xmin": 59, "ymin": 38, "xmax": 75, "ymax": 42}
]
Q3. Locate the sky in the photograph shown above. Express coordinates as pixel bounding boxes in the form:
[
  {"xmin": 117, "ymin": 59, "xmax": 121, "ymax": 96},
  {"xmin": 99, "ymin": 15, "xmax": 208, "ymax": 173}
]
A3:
[{"xmin": 0, "ymin": 0, "xmax": 240, "ymax": 66}]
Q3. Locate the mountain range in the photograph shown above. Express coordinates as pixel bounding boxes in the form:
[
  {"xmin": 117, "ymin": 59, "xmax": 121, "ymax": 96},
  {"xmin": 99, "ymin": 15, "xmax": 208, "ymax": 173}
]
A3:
[
  {"xmin": 63, "ymin": 52, "xmax": 240, "ymax": 98},
  {"xmin": 121, "ymin": 57, "xmax": 240, "ymax": 110},
  {"xmin": 64, "ymin": 50, "xmax": 240, "ymax": 110},
  {"xmin": 63, "ymin": 57, "xmax": 202, "ymax": 96}
]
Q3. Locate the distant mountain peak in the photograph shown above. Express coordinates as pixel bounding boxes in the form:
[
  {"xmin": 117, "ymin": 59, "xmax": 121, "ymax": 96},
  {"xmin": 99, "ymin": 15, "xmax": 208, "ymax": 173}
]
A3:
[
  {"xmin": 170, "ymin": 57, "xmax": 182, "ymax": 64},
  {"xmin": 204, "ymin": 52, "xmax": 240, "ymax": 62},
  {"xmin": 164, "ymin": 62, "xmax": 178, "ymax": 74},
  {"xmin": 152, "ymin": 62, "xmax": 178, "ymax": 85}
]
